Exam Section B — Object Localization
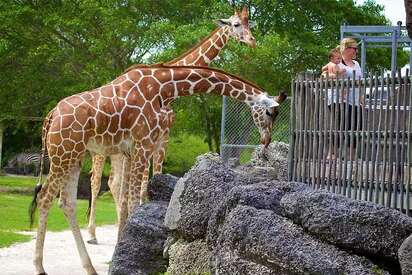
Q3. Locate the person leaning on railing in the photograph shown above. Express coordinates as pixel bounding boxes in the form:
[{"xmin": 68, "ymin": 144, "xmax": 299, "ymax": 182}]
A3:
[
  {"xmin": 338, "ymin": 37, "xmax": 363, "ymax": 127},
  {"xmin": 325, "ymin": 38, "xmax": 363, "ymax": 160}
]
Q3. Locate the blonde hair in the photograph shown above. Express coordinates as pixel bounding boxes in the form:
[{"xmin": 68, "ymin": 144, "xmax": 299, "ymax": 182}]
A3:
[
  {"xmin": 328, "ymin": 48, "xmax": 340, "ymax": 60},
  {"xmin": 340, "ymin": 38, "xmax": 357, "ymax": 53}
]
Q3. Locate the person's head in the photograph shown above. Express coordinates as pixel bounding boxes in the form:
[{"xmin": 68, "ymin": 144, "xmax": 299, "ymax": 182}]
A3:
[
  {"xmin": 340, "ymin": 38, "xmax": 358, "ymax": 60},
  {"xmin": 329, "ymin": 48, "xmax": 341, "ymax": 64}
]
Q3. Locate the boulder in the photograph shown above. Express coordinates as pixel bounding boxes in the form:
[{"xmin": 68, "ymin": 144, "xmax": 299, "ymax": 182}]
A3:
[
  {"xmin": 240, "ymin": 141, "xmax": 289, "ymax": 181},
  {"xmin": 281, "ymin": 188, "xmax": 412, "ymax": 272},
  {"xmin": 164, "ymin": 153, "xmax": 256, "ymax": 240},
  {"xmin": 207, "ymin": 181, "xmax": 309, "ymax": 248},
  {"xmin": 166, "ymin": 239, "xmax": 211, "ymax": 275},
  {"xmin": 148, "ymin": 173, "xmax": 178, "ymax": 201},
  {"xmin": 211, "ymin": 205, "xmax": 389, "ymax": 275},
  {"xmin": 110, "ymin": 201, "xmax": 168, "ymax": 275},
  {"xmin": 398, "ymin": 233, "xmax": 412, "ymax": 275}
]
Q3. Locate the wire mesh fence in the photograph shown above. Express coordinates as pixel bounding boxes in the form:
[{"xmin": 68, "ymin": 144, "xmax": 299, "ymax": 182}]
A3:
[{"xmin": 220, "ymin": 96, "xmax": 291, "ymax": 164}]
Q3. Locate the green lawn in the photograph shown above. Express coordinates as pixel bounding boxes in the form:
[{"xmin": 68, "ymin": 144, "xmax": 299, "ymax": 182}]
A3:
[
  {"xmin": 0, "ymin": 175, "xmax": 37, "ymax": 188},
  {"xmin": 0, "ymin": 176, "xmax": 117, "ymax": 248}
]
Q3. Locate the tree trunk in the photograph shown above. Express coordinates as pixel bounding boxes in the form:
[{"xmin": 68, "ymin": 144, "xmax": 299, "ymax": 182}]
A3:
[
  {"xmin": 0, "ymin": 122, "xmax": 4, "ymax": 170},
  {"xmin": 200, "ymin": 97, "xmax": 213, "ymax": 151}
]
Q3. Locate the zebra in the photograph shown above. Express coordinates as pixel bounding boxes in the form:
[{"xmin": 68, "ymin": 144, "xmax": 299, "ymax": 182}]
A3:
[{"xmin": 7, "ymin": 152, "xmax": 49, "ymax": 176}]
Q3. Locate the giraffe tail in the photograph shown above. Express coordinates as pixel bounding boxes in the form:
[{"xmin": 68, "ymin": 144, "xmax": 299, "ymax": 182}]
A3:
[
  {"xmin": 29, "ymin": 183, "xmax": 43, "ymax": 228},
  {"xmin": 29, "ymin": 108, "xmax": 54, "ymax": 228}
]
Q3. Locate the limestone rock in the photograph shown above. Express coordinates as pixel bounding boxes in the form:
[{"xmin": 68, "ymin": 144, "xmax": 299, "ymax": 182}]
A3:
[
  {"xmin": 166, "ymin": 239, "xmax": 210, "ymax": 275},
  {"xmin": 110, "ymin": 202, "xmax": 168, "ymax": 275},
  {"xmin": 207, "ymin": 182, "xmax": 308, "ymax": 248},
  {"xmin": 281, "ymin": 188, "xmax": 412, "ymax": 272},
  {"xmin": 164, "ymin": 153, "xmax": 254, "ymax": 240},
  {"xmin": 148, "ymin": 173, "xmax": 178, "ymax": 201},
  {"xmin": 211, "ymin": 205, "xmax": 389, "ymax": 275},
  {"xmin": 398, "ymin": 233, "xmax": 412, "ymax": 275}
]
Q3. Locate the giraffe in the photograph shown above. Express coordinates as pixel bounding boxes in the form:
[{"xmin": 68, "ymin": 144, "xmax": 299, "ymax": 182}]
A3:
[
  {"xmin": 29, "ymin": 64, "xmax": 280, "ymax": 275},
  {"xmin": 85, "ymin": 7, "xmax": 258, "ymax": 244}
]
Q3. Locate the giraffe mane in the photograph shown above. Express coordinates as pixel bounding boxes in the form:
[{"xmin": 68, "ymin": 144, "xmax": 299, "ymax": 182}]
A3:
[
  {"xmin": 123, "ymin": 62, "xmax": 163, "ymax": 74},
  {"xmin": 132, "ymin": 63, "xmax": 265, "ymax": 93},
  {"xmin": 163, "ymin": 27, "xmax": 224, "ymax": 66}
]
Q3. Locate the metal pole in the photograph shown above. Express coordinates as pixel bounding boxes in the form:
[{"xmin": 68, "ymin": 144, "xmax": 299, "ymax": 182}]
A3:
[
  {"xmin": 220, "ymin": 96, "xmax": 227, "ymax": 159},
  {"xmin": 391, "ymin": 27, "xmax": 398, "ymax": 76},
  {"xmin": 361, "ymin": 39, "xmax": 366, "ymax": 77},
  {"xmin": 410, "ymin": 42, "xmax": 412, "ymax": 72}
]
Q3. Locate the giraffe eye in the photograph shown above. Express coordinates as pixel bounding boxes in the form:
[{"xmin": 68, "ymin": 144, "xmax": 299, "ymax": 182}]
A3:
[{"xmin": 233, "ymin": 22, "xmax": 240, "ymax": 27}]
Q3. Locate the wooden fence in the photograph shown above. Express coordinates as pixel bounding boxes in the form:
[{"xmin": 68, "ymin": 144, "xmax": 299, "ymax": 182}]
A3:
[{"xmin": 288, "ymin": 71, "xmax": 412, "ymax": 215}]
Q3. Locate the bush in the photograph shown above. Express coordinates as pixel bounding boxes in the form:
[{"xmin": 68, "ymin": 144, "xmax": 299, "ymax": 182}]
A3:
[
  {"xmin": 79, "ymin": 134, "xmax": 209, "ymax": 177},
  {"xmin": 163, "ymin": 134, "xmax": 210, "ymax": 176},
  {"xmin": 81, "ymin": 152, "xmax": 111, "ymax": 178}
]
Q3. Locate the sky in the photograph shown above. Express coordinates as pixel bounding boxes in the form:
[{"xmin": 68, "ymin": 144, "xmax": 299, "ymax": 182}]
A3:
[{"xmin": 356, "ymin": 0, "xmax": 406, "ymax": 25}]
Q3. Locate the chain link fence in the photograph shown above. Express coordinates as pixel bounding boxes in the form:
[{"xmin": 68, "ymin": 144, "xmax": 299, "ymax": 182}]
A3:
[{"xmin": 220, "ymin": 96, "xmax": 291, "ymax": 164}]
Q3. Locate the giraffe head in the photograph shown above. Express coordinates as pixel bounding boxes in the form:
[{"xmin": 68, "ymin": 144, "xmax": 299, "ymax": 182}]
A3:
[
  {"xmin": 216, "ymin": 7, "xmax": 256, "ymax": 47},
  {"xmin": 252, "ymin": 92, "xmax": 287, "ymax": 148}
]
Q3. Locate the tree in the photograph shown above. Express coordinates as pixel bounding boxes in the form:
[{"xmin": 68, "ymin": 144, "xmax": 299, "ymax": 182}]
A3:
[{"xmin": 0, "ymin": 0, "xmax": 402, "ymax": 156}]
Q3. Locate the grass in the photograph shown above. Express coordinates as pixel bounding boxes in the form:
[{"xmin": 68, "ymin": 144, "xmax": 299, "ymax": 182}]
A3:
[
  {"xmin": 0, "ymin": 191, "xmax": 116, "ymax": 248},
  {"xmin": 0, "ymin": 231, "xmax": 32, "ymax": 247},
  {"xmin": 0, "ymin": 175, "xmax": 37, "ymax": 188}
]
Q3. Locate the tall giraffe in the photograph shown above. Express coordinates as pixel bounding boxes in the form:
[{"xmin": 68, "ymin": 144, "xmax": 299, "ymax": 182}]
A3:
[
  {"xmin": 30, "ymin": 64, "xmax": 280, "ymax": 275},
  {"xmin": 86, "ymin": 7, "xmax": 257, "ymax": 244}
]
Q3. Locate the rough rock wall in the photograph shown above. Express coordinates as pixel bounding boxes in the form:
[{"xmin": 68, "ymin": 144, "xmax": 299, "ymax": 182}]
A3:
[{"xmin": 164, "ymin": 152, "xmax": 412, "ymax": 274}]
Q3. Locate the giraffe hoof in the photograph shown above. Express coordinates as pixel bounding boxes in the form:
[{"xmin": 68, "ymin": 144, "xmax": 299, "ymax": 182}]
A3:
[
  {"xmin": 87, "ymin": 238, "xmax": 98, "ymax": 245},
  {"xmin": 37, "ymin": 273, "xmax": 48, "ymax": 275}
]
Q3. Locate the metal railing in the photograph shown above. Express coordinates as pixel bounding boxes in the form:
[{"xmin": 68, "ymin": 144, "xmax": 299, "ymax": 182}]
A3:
[{"xmin": 288, "ymin": 71, "xmax": 412, "ymax": 215}]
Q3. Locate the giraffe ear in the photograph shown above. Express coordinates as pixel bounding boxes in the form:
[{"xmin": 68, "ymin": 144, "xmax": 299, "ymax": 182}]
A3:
[
  {"xmin": 274, "ymin": 92, "xmax": 287, "ymax": 104},
  {"xmin": 260, "ymin": 96, "xmax": 279, "ymax": 108},
  {"xmin": 215, "ymin": 19, "xmax": 231, "ymax": 27}
]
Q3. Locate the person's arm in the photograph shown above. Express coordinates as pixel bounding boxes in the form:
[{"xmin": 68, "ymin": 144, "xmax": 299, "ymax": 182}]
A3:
[
  {"xmin": 335, "ymin": 64, "xmax": 346, "ymax": 75},
  {"xmin": 321, "ymin": 63, "xmax": 329, "ymax": 72}
]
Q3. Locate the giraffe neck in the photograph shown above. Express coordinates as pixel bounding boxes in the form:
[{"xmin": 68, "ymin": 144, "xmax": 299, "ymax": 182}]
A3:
[
  {"xmin": 165, "ymin": 27, "xmax": 230, "ymax": 67},
  {"xmin": 124, "ymin": 65, "xmax": 274, "ymax": 107}
]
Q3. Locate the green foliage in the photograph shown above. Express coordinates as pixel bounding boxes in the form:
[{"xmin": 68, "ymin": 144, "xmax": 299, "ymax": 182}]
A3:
[
  {"xmin": 0, "ymin": 0, "xmax": 402, "ymax": 159},
  {"xmin": 163, "ymin": 134, "xmax": 210, "ymax": 176},
  {"xmin": 81, "ymin": 152, "xmax": 111, "ymax": 178},
  {"xmin": 0, "ymin": 193, "xmax": 116, "ymax": 247}
]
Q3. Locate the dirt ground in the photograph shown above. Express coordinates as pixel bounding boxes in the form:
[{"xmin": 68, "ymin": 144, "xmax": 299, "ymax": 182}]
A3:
[{"xmin": 0, "ymin": 224, "xmax": 117, "ymax": 275}]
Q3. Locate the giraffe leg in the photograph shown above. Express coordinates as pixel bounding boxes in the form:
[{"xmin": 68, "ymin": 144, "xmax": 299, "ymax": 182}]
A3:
[
  {"xmin": 117, "ymin": 156, "xmax": 130, "ymax": 241},
  {"xmin": 87, "ymin": 154, "xmax": 105, "ymax": 245},
  {"xmin": 108, "ymin": 154, "xmax": 123, "ymax": 222},
  {"xmin": 140, "ymin": 162, "xmax": 150, "ymax": 205},
  {"xmin": 60, "ymin": 165, "xmax": 97, "ymax": 275},
  {"xmin": 33, "ymin": 173, "xmax": 59, "ymax": 275},
  {"xmin": 128, "ymin": 145, "xmax": 152, "ymax": 209},
  {"xmin": 153, "ymin": 141, "xmax": 166, "ymax": 175}
]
